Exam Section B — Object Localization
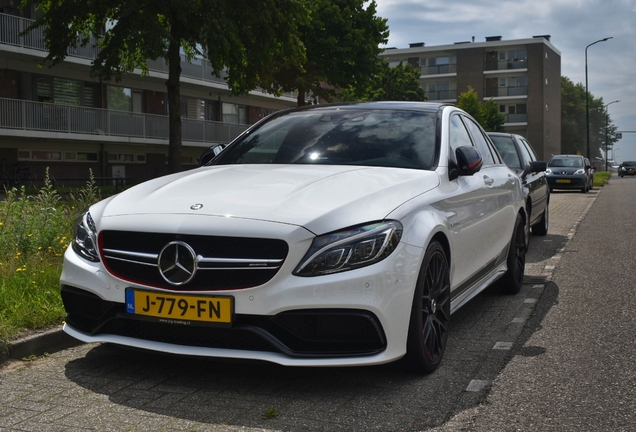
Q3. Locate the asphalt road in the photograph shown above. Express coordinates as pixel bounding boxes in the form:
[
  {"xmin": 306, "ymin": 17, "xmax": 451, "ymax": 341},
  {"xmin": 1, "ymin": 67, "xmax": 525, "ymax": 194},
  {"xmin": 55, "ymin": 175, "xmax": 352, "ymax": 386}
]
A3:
[{"xmin": 1, "ymin": 180, "xmax": 631, "ymax": 431}]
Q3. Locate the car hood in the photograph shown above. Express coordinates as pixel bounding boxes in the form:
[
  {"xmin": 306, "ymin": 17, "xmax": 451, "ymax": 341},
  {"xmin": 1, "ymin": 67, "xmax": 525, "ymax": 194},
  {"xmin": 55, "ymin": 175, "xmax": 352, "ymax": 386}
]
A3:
[{"xmin": 99, "ymin": 165, "xmax": 440, "ymax": 234}]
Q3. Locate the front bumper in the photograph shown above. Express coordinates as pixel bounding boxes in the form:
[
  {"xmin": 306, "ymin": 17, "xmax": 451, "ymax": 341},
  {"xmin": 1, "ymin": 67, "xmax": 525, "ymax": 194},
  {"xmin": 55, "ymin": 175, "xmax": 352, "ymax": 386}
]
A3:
[
  {"xmin": 546, "ymin": 175, "xmax": 587, "ymax": 189},
  {"xmin": 60, "ymin": 229, "xmax": 424, "ymax": 366}
]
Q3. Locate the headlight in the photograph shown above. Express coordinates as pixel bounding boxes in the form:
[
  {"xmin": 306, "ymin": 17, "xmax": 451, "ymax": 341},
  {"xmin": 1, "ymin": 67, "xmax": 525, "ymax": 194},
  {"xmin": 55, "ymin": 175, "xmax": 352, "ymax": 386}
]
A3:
[
  {"xmin": 293, "ymin": 221, "xmax": 402, "ymax": 276},
  {"xmin": 574, "ymin": 169, "xmax": 585, "ymax": 175},
  {"xmin": 621, "ymin": 167, "xmax": 626, "ymax": 171},
  {"xmin": 72, "ymin": 211, "xmax": 100, "ymax": 262},
  {"xmin": 546, "ymin": 168, "xmax": 552, "ymax": 174}
]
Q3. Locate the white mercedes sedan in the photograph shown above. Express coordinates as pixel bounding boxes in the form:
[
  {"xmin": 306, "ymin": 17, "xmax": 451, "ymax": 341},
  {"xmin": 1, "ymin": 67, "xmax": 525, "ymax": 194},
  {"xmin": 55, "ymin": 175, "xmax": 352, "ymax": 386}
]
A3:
[{"xmin": 61, "ymin": 102, "xmax": 527, "ymax": 373}]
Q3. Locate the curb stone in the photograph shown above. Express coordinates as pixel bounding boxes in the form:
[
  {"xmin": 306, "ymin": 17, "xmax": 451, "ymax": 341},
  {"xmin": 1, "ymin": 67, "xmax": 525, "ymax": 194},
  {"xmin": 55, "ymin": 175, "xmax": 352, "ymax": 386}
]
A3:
[{"xmin": 0, "ymin": 327, "xmax": 83, "ymax": 365}]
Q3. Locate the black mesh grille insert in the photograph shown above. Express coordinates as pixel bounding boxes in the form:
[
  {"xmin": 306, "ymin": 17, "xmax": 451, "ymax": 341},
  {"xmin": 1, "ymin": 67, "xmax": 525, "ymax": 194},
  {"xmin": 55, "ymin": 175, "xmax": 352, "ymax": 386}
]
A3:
[{"xmin": 99, "ymin": 231, "xmax": 288, "ymax": 291}]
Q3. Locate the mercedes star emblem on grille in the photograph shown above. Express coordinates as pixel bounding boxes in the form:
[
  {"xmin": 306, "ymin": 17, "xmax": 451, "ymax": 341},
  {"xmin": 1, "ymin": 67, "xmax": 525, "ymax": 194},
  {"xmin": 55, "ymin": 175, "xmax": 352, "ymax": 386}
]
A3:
[{"xmin": 158, "ymin": 241, "xmax": 198, "ymax": 285}]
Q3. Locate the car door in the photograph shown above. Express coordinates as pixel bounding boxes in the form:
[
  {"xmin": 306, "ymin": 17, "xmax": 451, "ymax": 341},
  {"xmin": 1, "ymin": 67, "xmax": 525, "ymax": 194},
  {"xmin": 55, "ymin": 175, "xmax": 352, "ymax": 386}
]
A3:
[
  {"xmin": 518, "ymin": 137, "xmax": 548, "ymax": 225},
  {"xmin": 438, "ymin": 114, "xmax": 511, "ymax": 296},
  {"xmin": 462, "ymin": 117, "xmax": 519, "ymax": 263}
]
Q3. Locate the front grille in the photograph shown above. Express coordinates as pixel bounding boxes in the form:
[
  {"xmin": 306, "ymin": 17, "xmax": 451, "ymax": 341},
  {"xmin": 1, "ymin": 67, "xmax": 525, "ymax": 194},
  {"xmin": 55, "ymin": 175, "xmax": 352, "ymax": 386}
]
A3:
[
  {"xmin": 62, "ymin": 286, "xmax": 386, "ymax": 358},
  {"xmin": 99, "ymin": 231, "xmax": 289, "ymax": 291}
]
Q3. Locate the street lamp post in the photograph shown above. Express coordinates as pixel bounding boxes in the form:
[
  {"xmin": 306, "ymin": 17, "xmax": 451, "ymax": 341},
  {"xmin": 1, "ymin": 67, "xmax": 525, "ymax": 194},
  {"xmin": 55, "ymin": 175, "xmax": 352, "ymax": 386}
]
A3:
[
  {"xmin": 603, "ymin": 100, "xmax": 620, "ymax": 171},
  {"xmin": 585, "ymin": 37, "xmax": 613, "ymax": 159}
]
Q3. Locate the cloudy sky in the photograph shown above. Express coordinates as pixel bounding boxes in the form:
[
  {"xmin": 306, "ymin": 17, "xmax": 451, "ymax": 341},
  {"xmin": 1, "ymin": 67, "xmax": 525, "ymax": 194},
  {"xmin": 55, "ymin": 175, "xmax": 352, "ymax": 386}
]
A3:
[{"xmin": 374, "ymin": 0, "xmax": 636, "ymax": 163}]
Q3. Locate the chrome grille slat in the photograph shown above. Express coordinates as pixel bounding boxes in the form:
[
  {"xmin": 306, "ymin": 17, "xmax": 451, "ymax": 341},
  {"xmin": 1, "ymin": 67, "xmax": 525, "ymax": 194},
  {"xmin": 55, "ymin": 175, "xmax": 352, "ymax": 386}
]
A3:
[{"xmin": 100, "ymin": 230, "xmax": 289, "ymax": 291}]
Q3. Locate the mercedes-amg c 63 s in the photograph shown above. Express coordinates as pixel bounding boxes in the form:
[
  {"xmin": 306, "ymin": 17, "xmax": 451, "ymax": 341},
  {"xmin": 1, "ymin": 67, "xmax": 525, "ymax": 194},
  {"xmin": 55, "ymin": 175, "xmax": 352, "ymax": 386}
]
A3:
[{"xmin": 62, "ymin": 102, "xmax": 527, "ymax": 373}]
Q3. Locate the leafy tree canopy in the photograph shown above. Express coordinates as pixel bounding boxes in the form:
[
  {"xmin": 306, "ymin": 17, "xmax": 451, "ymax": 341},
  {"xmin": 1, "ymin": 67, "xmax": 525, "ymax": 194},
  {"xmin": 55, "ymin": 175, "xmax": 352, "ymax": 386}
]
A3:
[
  {"xmin": 480, "ymin": 98, "xmax": 506, "ymax": 132},
  {"xmin": 456, "ymin": 86, "xmax": 483, "ymax": 125},
  {"xmin": 561, "ymin": 76, "xmax": 616, "ymax": 159},
  {"xmin": 24, "ymin": 0, "xmax": 308, "ymax": 172},
  {"xmin": 271, "ymin": 0, "xmax": 389, "ymax": 105},
  {"xmin": 339, "ymin": 61, "xmax": 426, "ymax": 102}
]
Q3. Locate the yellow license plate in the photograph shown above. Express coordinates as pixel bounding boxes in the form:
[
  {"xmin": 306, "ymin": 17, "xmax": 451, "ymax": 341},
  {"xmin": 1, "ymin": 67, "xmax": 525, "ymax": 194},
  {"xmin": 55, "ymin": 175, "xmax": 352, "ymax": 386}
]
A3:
[
  {"xmin": 556, "ymin": 179, "xmax": 571, "ymax": 183},
  {"xmin": 126, "ymin": 289, "xmax": 233, "ymax": 324}
]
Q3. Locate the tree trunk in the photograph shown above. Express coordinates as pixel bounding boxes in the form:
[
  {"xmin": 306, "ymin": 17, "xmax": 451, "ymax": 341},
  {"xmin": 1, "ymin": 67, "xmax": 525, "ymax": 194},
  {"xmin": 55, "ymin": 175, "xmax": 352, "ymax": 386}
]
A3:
[
  {"xmin": 166, "ymin": 23, "xmax": 183, "ymax": 174},
  {"xmin": 297, "ymin": 86, "xmax": 306, "ymax": 107}
]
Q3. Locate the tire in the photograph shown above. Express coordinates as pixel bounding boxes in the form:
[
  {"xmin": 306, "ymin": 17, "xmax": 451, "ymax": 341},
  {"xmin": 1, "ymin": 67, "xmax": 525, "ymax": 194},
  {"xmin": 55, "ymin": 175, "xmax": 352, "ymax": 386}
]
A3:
[
  {"xmin": 580, "ymin": 186, "xmax": 587, "ymax": 193},
  {"xmin": 500, "ymin": 213, "xmax": 526, "ymax": 294},
  {"xmin": 403, "ymin": 241, "xmax": 451, "ymax": 373},
  {"xmin": 532, "ymin": 204, "xmax": 549, "ymax": 236}
]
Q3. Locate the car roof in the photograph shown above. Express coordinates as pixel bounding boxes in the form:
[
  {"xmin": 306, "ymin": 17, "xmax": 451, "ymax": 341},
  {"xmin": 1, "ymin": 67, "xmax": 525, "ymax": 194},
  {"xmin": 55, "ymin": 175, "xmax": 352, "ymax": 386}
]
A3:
[
  {"xmin": 277, "ymin": 101, "xmax": 451, "ymax": 115},
  {"xmin": 550, "ymin": 154, "xmax": 584, "ymax": 158}
]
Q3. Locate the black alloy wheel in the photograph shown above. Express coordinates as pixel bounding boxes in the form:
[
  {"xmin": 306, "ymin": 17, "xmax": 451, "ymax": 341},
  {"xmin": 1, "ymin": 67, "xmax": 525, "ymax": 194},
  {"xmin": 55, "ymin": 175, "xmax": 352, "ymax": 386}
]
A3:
[
  {"xmin": 500, "ymin": 213, "xmax": 526, "ymax": 294},
  {"xmin": 404, "ymin": 241, "xmax": 451, "ymax": 373}
]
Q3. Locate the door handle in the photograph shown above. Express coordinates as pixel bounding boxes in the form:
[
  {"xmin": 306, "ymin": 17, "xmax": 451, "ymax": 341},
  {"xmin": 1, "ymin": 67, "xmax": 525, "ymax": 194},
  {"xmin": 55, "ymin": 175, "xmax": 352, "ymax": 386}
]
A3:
[{"xmin": 483, "ymin": 176, "xmax": 494, "ymax": 186}]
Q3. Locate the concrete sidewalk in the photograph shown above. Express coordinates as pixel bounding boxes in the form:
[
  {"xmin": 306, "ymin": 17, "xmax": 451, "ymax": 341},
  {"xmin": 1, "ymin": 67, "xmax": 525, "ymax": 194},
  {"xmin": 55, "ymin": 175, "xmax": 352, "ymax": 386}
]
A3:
[{"xmin": 435, "ymin": 180, "xmax": 636, "ymax": 431}]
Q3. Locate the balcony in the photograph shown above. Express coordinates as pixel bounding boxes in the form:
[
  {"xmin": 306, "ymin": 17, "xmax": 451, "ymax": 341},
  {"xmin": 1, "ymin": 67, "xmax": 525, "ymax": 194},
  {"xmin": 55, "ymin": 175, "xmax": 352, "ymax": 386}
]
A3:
[
  {"xmin": 0, "ymin": 97, "xmax": 249, "ymax": 144},
  {"xmin": 484, "ymin": 59, "xmax": 528, "ymax": 71},
  {"xmin": 0, "ymin": 13, "xmax": 297, "ymax": 99},
  {"xmin": 505, "ymin": 113, "xmax": 528, "ymax": 123},
  {"xmin": 420, "ymin": 64, "xmax": 457, "ymax": 76},
  {"xmin": 425, "ymin": 90, "xmax": 457, "ymax": 101},
  {"xmin": 484, "ymin": 86, "xmax": 527, "ymax": 98}
]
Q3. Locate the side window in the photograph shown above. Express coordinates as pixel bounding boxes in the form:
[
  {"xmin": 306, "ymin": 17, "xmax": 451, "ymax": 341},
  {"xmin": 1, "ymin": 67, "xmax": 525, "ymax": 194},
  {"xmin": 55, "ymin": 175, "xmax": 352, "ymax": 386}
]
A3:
[
  {"xmin": 517, "ymin": 139, "xmax": 534, "ymax": 167},
  {"xmin": 520, "ymin": 139, "xmax": 537, "ymax": 161},
  {"xmin": 461, "ymin": 116, "xmax": 496, "ymax": 166},
  {"xmin": 449, "ymin": 115, "xmax": 474, "ymax": 162}
]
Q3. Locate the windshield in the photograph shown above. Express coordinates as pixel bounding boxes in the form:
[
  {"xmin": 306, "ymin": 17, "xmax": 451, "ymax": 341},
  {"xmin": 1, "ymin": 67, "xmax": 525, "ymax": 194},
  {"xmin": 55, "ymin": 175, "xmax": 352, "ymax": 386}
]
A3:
[
  {"xmin": 548, "ymin": 157, "xmax": 583, "ymax": 168},
  {"xmin": 213, "ymin": 109, "xmax": 438, "ymax": 170},
  {"xmin": 623, "ymin": 161, "xmax": 636, "ymax": 166}
]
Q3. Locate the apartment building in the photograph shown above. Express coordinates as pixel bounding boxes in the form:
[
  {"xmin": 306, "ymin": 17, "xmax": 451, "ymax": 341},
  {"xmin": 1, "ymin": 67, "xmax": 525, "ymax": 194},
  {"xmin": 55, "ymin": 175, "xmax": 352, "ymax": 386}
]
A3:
[
  {"xmin": 0, "ymin": 7, "xmax": 297, "ymax": 187},
  {"xmin": 379, "ymin": 35, "xmax": 561, "ymax": 161}
]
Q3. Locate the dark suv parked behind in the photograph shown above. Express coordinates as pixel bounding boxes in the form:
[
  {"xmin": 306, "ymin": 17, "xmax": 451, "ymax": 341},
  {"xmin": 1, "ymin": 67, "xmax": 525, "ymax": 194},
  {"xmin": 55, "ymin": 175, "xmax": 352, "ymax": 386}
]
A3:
[{"xmin": 546, "ymin": 154, "xmax": 594, "ymax": 193}]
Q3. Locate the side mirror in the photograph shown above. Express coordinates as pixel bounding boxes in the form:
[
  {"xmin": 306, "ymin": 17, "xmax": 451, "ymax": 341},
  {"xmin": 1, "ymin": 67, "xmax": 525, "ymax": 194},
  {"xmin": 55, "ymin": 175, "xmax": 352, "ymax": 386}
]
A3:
[
  {"xmin": 529, "ymin": 161, "xmax": 547, "ymax": 173},
  {"xmin": 455, "ymin": 146, "xmax": 483, "ymax": 176},
  {"xmin": 199, "ymin": 144, "xmax": 226, "ymax": 166}
]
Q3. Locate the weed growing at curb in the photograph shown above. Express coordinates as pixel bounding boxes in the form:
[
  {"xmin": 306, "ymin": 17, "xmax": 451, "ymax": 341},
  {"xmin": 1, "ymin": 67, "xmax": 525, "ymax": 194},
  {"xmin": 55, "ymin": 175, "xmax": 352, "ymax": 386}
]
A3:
[{"xmin": 0, "ymin": 169, "xmax": 102, "ymax": 341}]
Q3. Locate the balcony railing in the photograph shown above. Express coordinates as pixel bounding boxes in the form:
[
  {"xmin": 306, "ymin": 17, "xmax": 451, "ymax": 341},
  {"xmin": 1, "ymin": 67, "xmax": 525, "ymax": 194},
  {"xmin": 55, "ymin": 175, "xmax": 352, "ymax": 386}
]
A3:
[
  {"xmin": 420, "ymin": 64, "xmax": 457, "ymax": 76},
  {"xmin": 0, "ymin": 12, "xmax": 297, "ymax": 99},
  {"xmin": 425, "ymin": 90, "xmax": 457, "ymax": 101},
  {"xmin": 505, "ymin": 113, "xmax": 528, "ymax": 123},
  {"xmin": 0, "ymin": 97, "xmax": 249, "ymax": 143},
  {"xmin": 484, "ymin": 86, "xmax": 528, "ymax": 98},
  {"xmin": 484, "ymin": 59, "xmax": 528, "ymax": 71}
]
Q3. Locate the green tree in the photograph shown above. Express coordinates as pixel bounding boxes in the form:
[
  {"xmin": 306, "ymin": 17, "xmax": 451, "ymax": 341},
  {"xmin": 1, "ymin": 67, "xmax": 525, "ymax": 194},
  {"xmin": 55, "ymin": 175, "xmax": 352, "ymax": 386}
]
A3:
[
  {"xmin": 24, "ymin": 0, "xmax": 307, "ymax": 173},
  {"xmin": 560, "ymin": 76, "xmax": 612, "ymax": 159},
  {"xmin": 456, "ymin": 86, "xmax": 483, "ymax": 125},
  {"xmin": 480, "ymin": 98, "xmax": 506, "ymax": 132},
  {"xmin": 560, "ymin": 76, "xmax": 586, "ymax": 155},
  {"xmin": 272, "ymin": 0, "xmax": 389, "ymax": 106},
  {"xmin": 340, "ymin": 61, "xmax": 426, "ymax": 102}
]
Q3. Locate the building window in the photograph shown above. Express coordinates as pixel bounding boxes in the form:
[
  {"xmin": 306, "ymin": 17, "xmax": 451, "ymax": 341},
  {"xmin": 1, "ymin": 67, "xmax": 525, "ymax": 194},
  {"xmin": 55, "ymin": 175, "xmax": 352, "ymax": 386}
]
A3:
[
  {"xmin": 108, "ymin": 87, "xmax": 132, "ymax": 111},
  {"xmin": 545, "ymin": 78, "xmax": 549, "ymax": 85},
  {"xmin": 54, "ymin": 78, "xmax": 81, "ymax": 106},
  {"xmin": 222, "ymin": 102, "xmax": 248, "ymax": 124},
  {"xmin": 108, "ymin": 153, "xmax": 142, "ymax": 163},
  {"xmin": 32, "ymin": 151, "xmax": 62, "ymax": 161},
  {"xmin": 65, "ymin": 152, "xmax": 99, "ymax": 162}
]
